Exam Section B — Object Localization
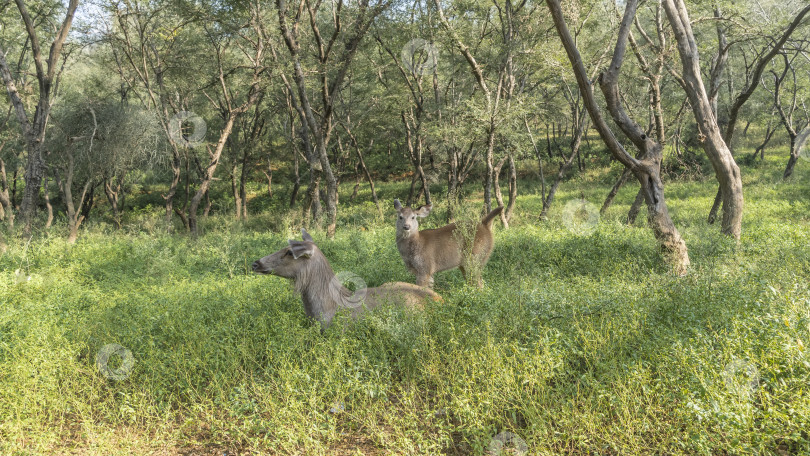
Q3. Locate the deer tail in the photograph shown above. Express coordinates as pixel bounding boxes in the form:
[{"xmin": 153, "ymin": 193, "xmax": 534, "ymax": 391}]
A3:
[{"xmin": 481, "ymin": 206, "xmax": 504, "ymax": 227}]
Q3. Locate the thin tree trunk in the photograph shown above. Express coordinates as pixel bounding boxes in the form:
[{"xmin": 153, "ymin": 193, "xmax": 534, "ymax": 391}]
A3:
[
  {"xmin": 43, "ymin": 174, "xmax": 52, "ymax": 229},
  {"xmin": 784, "ymin": 128, "xmax": 810, "ymax": 179},
  {"xmin": 493, "ymin": 156, "xmax": 507, "ymax": 227},
  {"xmin": 706, "ymin": 187, "xmax": 723, "ymax": 224},
  {"xmin": 540, "ymin": 118, "xmax": 586, "ymax": 219},
  {"xmin": 0, "ymin": 157, "xmax": 14, "ymax": 230},
  {"xmin": 264, "ymin": 160, "xmax": 274, "ymax": 198},
  {"xmin": 103, "ymin": 175, "xmax": 123, "ymax": 230},
  {"xmin": 626, "ymin": 188, "xmax": 645, "ymax": 224},
  {"xmin": 663, "ymin": 0, "xmax": 743, "ymax": 240},
  {"xmin": 601, "ymin": 168, "xmax": 632, "ymax": 215},
  {"xmin": 231, "ymin": 164, "xmax": 243, "ymax": 221},
  {"xmin": 0, "ymin": 0, "xmax": 79, "ymax": 233},
  {"xmin": 164, "ymin": 146, "xmax": 182, "ymax": 231},
  {"xmin": 347, "ymin": 133, "xmax": 380, "ymax": 213},
  {"xmin": 504, "ymin": 153, "xmax": 517, "ymax": 226},
  {"xmin": 751, "ymin": 122, "xmax": 777, "ymax": 161},
  {"xmin": 189, "ymin": 116, "xmax": 239, "ymax": 236},
  {"xmin": 240, "ymin": 143, "xmax": 249, "ymax": 220},
  {"xmin": 547, "ymin": 0, "xmax": 690, "ymax": 273},
  {"xmin": 290, "ymin": 152, "xmax": 300, "ymax": 207},
  {"xmin": 524, "ymin": 117, "xmax": 546, "ymax": 201}
]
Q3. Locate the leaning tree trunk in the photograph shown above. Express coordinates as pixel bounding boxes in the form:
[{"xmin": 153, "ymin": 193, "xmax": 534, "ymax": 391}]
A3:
[
  {"xmin": 626, "ymin": 188, "xmax": 646, "ymax": 225},
  {"xmin": 601, "ymin": 168, "xmax": 632, "ymax": 215},
  {"xmin": 751, "ymin": 121, "xmax": 777, "ymax": 161},
  {"xmin": 663, "ymin": 0, "xmax": 743, "ymax": 240},
  {"xmin": 547, "ymin": 0, "xmax": 690, "ymax": 274},
  {"xmin": 188, "ymin": 115, "xmax": 239, "ymax": 237}
]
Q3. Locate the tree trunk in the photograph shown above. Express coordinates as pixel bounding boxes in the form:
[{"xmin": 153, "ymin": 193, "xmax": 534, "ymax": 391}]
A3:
[
  {"xmin": 784, "ymin": 127, "xmax": 810, "ymax": 179},
  {"xmin": 103, "ymin": 175, "xmax": 123, "ymax": 230},
  {"xmin": 231, "ymin": 164, "xmax": 243, "ymax": 221},
  {"xmin": 750, "ymin": 121, "xmax": 777, "ymax": 161},
  {"xmin": 601, "ymin": 168, "xmax": 632, "ymax": 215},
  {"xmin": 483, "ymin": 122, "xmax": 496, "ymax": 212},
  {"xmin": 402, "ymin": 111, "xmax": 432, "ymax": 207},
  {"xmin": 505, "ymin": 153, "xmax": 517, "ymax": 226},
  {"xmin": 0, "ymin": 0, "xmax": 79, "ymax": 233},
  {"xmin": 0, "ymin": 158, "xmax": 14, "ymax": 230},
  {"xmin": 547, "ymin": 0, "xmax": 690, "ymax": 274},
  {"xmin": 663, "ymin": 0, "xmax": 743, "ymax": 240},
  {"xmin": 55, "ymin": 156, "xmax": 93, "ymax": 244},
  {"xmin": 43, "ymin": 175, "xmax": 53, "ymax": 229},
  {"xmin": 626, "ymin": 188, "xmax": 645, "ymax": 225},
  {"xmin": 349, "ymin": 135, "xmax": 380, "ymax": 213},
  {"xmin": 189, "ymin": 115, "xmax": 239, "ymax": 237},
  {"xmin": 540, "ymin": 119, "xmax": 586, "ymax": 219},
  {"xmin": 493, "ymin": 156, "xmax": 508, "ymax": 227},
  {"xmin": 289, "ymin": 151, "xmax": 300, "ymax": 208},
  {"xmin": 164, "ymin": 145, "xmax": 182, "ymax": 232},
  {"xmin": 524, "ymin": 117, "xmax": 546, "ymax": 201}
]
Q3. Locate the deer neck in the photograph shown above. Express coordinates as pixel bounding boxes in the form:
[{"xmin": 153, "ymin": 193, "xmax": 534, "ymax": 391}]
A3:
[
  {"xmin": 294, "ymin": 253, "xmax": 344, "ymax": 326},
  {"xmin": 397, "ymin": 229, "xmax": 420, "ymax": 247}
]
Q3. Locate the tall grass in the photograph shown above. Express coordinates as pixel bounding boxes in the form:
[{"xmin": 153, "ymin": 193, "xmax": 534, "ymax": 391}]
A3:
[{"xmin": 1, "ymin": 152, "xmax": 809, "ymax": 454}]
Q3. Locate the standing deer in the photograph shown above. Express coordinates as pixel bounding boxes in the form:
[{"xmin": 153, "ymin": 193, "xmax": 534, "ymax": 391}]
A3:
[
  {"xmin": 252, "ymin": 229, "xmax": 441, "ymax": 329},
  {"xmin": 394, "ymin": 199, "xmax": 503, "ymax": 288}
]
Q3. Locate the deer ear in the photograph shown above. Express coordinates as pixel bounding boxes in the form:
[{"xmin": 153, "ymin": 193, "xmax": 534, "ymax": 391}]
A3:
[
  {"xmin": 415, "ymin": 204, "xmax": 432, "ymax": 217},
  {"xmin": 301, "ymin": 228, "xmax": 314, "ymax": 242},
  {"xmin": 394, "ymin": 199, "xmax": 402, "ymax": 211},
  {"xmin": 288, "ymin": 240, "xmax": 314, "ymax": 259}
]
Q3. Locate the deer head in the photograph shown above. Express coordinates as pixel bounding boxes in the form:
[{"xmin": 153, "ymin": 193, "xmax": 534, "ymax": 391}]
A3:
[{"xmin": 394, "ymin": 199, "xmax": 432, "ymax": 239}]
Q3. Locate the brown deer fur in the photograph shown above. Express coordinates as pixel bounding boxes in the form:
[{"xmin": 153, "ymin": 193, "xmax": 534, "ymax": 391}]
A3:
[
  {"xmin": 252, "ymin": 229, "xmax": 441, "ymax": 328},
  {"xmin": 394, "ymin": 200, "xmax": 503, "ymax": 288}
]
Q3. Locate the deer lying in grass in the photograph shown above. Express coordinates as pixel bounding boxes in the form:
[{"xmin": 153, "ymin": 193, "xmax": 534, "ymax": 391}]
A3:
[
  {"xmin": 252, "ymin": 229, "xmax": 441, "ymax": 329},
  {"xmin": 394, "ymin": 200, "xmax": 503, "ymax": 288}
]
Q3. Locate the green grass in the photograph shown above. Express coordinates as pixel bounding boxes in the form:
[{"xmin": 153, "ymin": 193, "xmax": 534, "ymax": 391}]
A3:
[{"xmin": 1, "ymin": 150, "xmax": 810, "ymax": 455}]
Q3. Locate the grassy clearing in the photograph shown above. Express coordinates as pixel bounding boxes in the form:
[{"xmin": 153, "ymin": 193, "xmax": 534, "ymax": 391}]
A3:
[{"xmin": 1, "ymin": 152, "xmax": 810, "ymax": 455}]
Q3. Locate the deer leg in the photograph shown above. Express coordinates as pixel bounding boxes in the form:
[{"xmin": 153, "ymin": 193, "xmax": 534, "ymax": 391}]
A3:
[{"xmin": 416, "ymin": 273, "xmax": 433, "ymax": 288}]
